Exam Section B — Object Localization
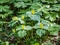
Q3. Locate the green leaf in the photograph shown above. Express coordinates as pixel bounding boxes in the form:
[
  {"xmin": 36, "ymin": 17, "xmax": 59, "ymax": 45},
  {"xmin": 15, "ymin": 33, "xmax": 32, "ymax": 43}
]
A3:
[
  {"xmin": 26, "ymin": 12, "xmax": 40, "ymax": 22},
  {"xmin": 36, "ymin": 29, "xmax": 46, "ymax": 37},
  {"xmin": 34, "ymin": 43, "xmax": 39, "ymax": 45},
  {"xmin": 5, "ymin": 41, "xmax": 9, "ymax": 45},
  {"xmin": 14, "ymin": 2, "xmax": 26, "ymax": 8},
  {"xmin": 25, "ymin": 26, "xmax": 32, "ymax": 30},
  {"xmin": 0, "ymin": 0, "xmax": 10, "ymax": 4},
  {"xmin": 42, "ymin": 40, "xmax": 53, "ymax": 45},
  {"xmin": 18, "ymin": 30, "xmax": 27, "ymax": 38},
  {"xmin": 30, "ymin": 15, "xmax": 40, "ymax": 22}
]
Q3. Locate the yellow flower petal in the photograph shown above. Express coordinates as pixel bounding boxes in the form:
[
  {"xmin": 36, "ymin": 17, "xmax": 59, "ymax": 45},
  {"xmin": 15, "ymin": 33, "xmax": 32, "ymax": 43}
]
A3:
[
  {"xmin": 12, "ymin": 16, "xmax": 18, "ymax": 21},
  {"xmin": 31, "ymin": 9, "xmax": 35, "ymax": 15},
  {"xmin": 34, "ymin": 43, "xmax": 39, "ymax": 45},
  {"xmin": 40, "ymin": 23, "xmax": 44, "ymax": 28},
  {"xmin": 21, "ymin": 25, "xmax": 25, "ymax": 29},
  {"xmin": 21, "ymin": 15, "xmax": 25, "ymax": 20},
  {"xmin": 12, "ymin": 29, "xmax": 16, "ymax": 33}
]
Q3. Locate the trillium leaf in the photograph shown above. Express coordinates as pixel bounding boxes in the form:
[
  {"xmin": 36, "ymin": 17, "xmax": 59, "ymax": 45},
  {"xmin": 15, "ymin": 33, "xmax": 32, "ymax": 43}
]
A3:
[
  {"xmin": 25, "ymin": 26, "xmax": 32, "ymax": 30},
  {"xmin": 18, "ymin": 30, "xmax": 27, "ymax": 38},
  {"xmin": 36, "ymin": 29, "xmax": 46, "ymax": 37},
  {"xmin": 30, "ymin": 15, "xmax": 40, "ymax": 22}
]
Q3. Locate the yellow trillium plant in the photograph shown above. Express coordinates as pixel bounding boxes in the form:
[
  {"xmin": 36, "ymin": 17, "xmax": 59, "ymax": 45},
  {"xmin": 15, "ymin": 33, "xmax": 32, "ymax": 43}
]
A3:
[
  {"xmin": 0, "ymin": 0, "xmax": 60, "ymax": 45},
  {"xmin": 39, "ymin": 23, "xmax": 44, "ymax": 28},
  {"xmin": 31, "ymin": 9, "xmax": 35, "ymax": 15},
  {"xmin": 12, "ymin": 29, "xmax": 16, "ymax": 33},
  {"xmin": 21, "ymin": 25, "xmax": 25, "ymax": 30},
  {"xmin": 21, "ymin": 15, "xmax": 25, "ymax": 20}
]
